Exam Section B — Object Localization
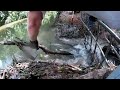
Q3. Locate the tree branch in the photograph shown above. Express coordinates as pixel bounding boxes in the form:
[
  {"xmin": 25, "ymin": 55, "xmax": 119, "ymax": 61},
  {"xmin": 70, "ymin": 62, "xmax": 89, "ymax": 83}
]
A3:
[{"xmin": 0, "ymin": 40, "xmax": 73, "ymax": 55}]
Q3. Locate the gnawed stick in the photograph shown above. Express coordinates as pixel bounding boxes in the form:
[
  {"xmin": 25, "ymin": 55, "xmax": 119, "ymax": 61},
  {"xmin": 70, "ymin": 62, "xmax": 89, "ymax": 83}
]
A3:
[{"xmin": 0, "ymin": 40, "xmax": 73, "ymax": 55}]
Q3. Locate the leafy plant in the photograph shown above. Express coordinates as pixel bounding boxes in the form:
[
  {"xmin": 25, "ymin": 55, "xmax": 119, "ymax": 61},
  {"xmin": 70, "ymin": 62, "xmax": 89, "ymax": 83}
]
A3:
[{"xmin": 42, "ymin": 11, "xmax": 58, "ymax": 28}]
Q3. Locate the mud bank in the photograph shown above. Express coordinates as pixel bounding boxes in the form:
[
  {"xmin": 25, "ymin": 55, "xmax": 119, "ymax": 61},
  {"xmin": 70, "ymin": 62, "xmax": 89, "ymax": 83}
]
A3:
[{"xmin": 0, "ymin": 60, "xmax": 115, "ymax": 79}]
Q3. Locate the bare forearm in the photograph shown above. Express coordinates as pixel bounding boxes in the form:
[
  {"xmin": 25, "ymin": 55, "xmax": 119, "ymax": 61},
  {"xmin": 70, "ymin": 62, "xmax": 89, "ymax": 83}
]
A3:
[{"xmin": 27, "ymin": 11, "xmax": 43, "ymax": 41}]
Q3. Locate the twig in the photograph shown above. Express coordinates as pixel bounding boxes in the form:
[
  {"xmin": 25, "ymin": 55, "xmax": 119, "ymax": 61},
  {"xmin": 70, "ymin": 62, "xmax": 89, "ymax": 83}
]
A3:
[{"xmin": 67, "ymin": 64, "xmax": 82, "ymax": 71}]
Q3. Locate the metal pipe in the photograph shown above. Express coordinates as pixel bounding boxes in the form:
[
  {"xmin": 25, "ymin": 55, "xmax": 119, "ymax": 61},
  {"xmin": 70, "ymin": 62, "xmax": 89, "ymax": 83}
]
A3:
[
  {"xmin": 80, "ymin": 15, "xmax": 109, "ymax": 67},
  {"xmin": 98, "ymin": 20, "xmax": 120, "ymax": 61},
  {"xmin": 97, "ymin": 20, "xmax": 120, "ymax": 44},
  {"xmin": 105, "ymin": 37, "xmax": 120, "ymax": 61},
  {"xmin": 104, "ymin": 36, "xmax": 112, "ymax": 58}
]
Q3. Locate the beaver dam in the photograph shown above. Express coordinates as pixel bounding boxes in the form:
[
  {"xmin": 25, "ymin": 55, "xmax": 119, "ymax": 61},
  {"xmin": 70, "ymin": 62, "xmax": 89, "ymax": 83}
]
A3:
[{"xmin": 0, "ymin": 11, "xmax": 120, "ymax": 79}]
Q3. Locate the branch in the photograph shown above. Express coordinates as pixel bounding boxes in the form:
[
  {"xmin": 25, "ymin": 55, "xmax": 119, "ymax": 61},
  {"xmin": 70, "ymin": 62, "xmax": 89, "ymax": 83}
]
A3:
[
  {"xmin": 38, "ymin": 44, "xmax": 73, "ymax": 55},
  {"xmin": 0, "ymin": 40, "xmax": 73, "ymax": 55},
  {"xmin": 0, "ymin": 18, "xmax": 27, "ymax": 32}
]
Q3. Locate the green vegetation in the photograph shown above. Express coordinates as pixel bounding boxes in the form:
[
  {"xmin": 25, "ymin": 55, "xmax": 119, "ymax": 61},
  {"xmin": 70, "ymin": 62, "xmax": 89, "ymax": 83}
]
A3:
[
  {"xmin": 42, "ymin": 11, "xmax": 58, "ymax": 28},
  {"xmin": 0, "ymin": 11, "xmax": 58, "ymax": 62}
]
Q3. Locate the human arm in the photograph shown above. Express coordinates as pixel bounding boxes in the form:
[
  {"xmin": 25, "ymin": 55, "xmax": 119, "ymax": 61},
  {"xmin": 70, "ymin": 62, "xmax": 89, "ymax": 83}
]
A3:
[{"xmin": 27, "ymin": 11, "xmax": 43, "ymax": 49}]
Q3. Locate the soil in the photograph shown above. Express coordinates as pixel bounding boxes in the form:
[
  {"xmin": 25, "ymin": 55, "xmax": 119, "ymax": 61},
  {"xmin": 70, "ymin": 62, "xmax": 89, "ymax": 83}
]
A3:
[{"xmin": 0, "ymin": 60, "xmax": 114, "ymax": 79}]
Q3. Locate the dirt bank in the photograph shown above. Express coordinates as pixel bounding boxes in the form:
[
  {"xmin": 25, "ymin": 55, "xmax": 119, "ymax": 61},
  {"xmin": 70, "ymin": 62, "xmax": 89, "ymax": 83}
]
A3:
[{"xmin": 0, "ymin": 60, "xmax": 115, "ymax": 79}]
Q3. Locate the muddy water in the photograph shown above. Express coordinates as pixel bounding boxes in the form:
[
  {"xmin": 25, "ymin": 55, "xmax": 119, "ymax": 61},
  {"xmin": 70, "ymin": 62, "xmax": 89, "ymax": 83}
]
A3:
[
  {"xmin": 0, "ymin": 22, "xmax": 28, "ymax": 69},
  {"xmin": 37, "ymin": 26, "xmax": 75, "ymax": 60},
  {"xmin": 0, "ymin": 18, "xmax": 106, "ymax": 69},
  {"xmin": 0, "ymin": 21, "xmax": 75, "ymax": 69},
  {"xmin": 37, "ymin": 23, "xmax": 106, "ymax": 67}
]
